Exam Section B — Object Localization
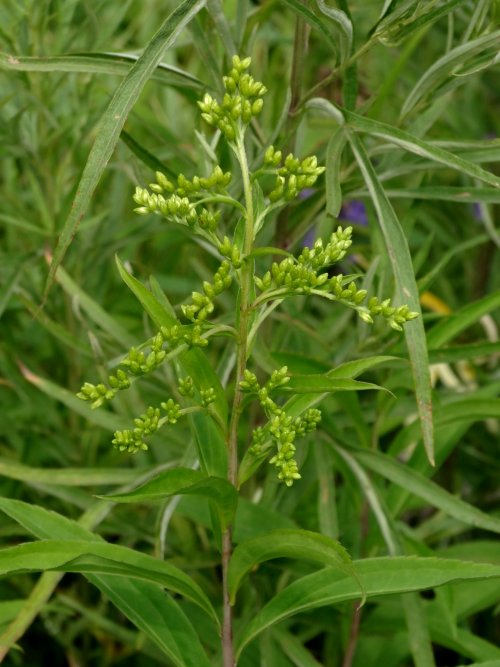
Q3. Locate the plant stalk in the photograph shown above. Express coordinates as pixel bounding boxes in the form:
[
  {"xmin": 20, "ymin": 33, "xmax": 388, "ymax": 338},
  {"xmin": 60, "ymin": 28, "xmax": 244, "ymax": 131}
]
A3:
[{"xmin": 221, "ymin": 131, "xmax": 255, "ymax": 667}]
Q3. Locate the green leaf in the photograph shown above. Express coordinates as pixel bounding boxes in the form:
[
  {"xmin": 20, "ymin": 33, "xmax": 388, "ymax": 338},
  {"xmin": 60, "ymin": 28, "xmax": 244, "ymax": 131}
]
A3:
[
  {"xmin": 428, "ymin": 341, "xmax": 500, "ymax": 364},
  {"xmin": 102, "ymin": 467, "xmax": 237, "ymax": 530},
  {"xmin": 280, "ymin": 0, "xmax": 342, "ymax": 62},
  {"xmin": 315, "ymin": 0, "xmax": 353, "ymax": 64},
  {"xmin": 283, "ymin": 376, "xmax": 387, "ymax": 394},
  {"xmin": 44, "ymin": 0, "xmax": 206, "ymax": 299},
  {"xmin": 426, "ymin": 291, "xmax": 500, "ymax": 349},
  {"xmin": 92, "ymin": 576, "xmax": 212, "ymax": 667},
  {"xmin": 326, "ymin": 355, "xmax": 401, "ymax": 378},
  {"xmin": 347, "ymin": 445, "xmax": 500, "ymax": 534},
  {"xmin": 49, "ymin": 259, "xmax": 136, "ymax": 349},
  {"xmin": 401, "ymin": 31, "xmax": 500, "ymax": 117},
  {"xmin": 18, "ymin": 364, "xmax": 127, "ymax": 432},
  {"xmin": 0, "ymin": 51, "xmax": 203, "ymax": 88},
  {"xmin": 325, "ymin": 127, "xmax": 347, "ymax": 217},
  {"xmin": 236, "ymin": 557, "xmax": 500, "ymax": 657},
  {"xmin": 362, "ymin": 186, "xmax": 500, "ymax": 204},
  {"xmin": 0, "ymin": 539, "xmax": 218, "ymax": 626},
  {"xmin": 0, "ymin": 499, "xmax": 212, "ymax": 666},
  {"xmin": 344, "ymin": 109, "xmax": 500, "ymax": 190},
  {"xmin": 0, "ymin": 459, "xmax": 143, "ymax": 487},
  {"xmin": 228, "ymin": 529, "xmax": 358, "ymax": 605},
  {"xmin": 347, "ymin": 131, "xmax": 434, "ymax": 465}
]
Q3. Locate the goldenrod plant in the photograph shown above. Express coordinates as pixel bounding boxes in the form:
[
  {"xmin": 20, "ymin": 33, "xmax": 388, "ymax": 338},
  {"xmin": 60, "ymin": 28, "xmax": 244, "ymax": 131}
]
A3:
[{"xmin": 76, "ymin": 57, "xmax": 417, "ymax": 665}]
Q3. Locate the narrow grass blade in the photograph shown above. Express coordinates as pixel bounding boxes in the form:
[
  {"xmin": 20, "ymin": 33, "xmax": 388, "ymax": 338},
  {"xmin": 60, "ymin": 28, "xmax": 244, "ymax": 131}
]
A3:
[
  {"xmin": 354, "ymin": 186, "xmax": 500, "ymax": 204},
  {"xmin": 48, "ymin": 254, "xmax": 136, "ymax": 349},
  {"xmin": 315, "ymin": 0, "xmax": 352, "ymax": 63},
  {"xmin": 344, "ymin": 110, "xmax": 500, "ymax": 190},
  {"xmin": 347, "ymin": 131, "xmax": 434, "ymax": 465},
  {"xmin": 427, "ymin": 291, "xmax": 500, "ymax": 349},
  {"xmin": 44, "ymin": 0, "xmax": 206, "ymax": 299},
  {"xmin": 401, "ymin": 31, "xmax": 500, "ymax": 117},
  {"xmin": 346, "ymin": 445, "xmax": 500, "ymax": 534},
  {"xmin": 325, "ymin": 127, "xmax": 346, "ymax": 216},
  {"xmin": 0, "ymin": 51, "xmax": 203, "ymax": 88},
  {"xmin": 0, "ymin": 460, "xmax": 141, "ymax": 487},
  {"xmin": 18, "ymin": 363, "xmax": 127, "ymax": 431},
  {"xmin": 281, "ymin": 0, "xmax": 341, "ymax": 61}
]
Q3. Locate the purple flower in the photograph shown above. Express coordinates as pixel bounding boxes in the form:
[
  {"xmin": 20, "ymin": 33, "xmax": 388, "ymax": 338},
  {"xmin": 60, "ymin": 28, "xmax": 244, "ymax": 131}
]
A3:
[{"xmin": 339, "ymin": 200, "xmax": 368, "ymax": 226}]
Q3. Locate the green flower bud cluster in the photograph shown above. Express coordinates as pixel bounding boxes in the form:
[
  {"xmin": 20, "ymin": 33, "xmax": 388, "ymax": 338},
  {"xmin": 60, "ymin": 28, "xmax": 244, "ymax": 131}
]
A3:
[
  {"xmin": 77, "ymin": 381, "xmax": 119, "ymax": 410},
  {"xmin": 198, "ymin": 55, "xmax": 266, "ymax": 141},
  {"xmin": 177, "ymin": 375, "xmax": 215, "ymax": 409},
  {"xmin": 358, "ymin": 297, "xmax": 419, "ymax": 331},
  {"xmin": 133, "ymin": 186, "xmax": 199, "ymax": 227},
  {"xmin": 219, "ymin": 236, "xmax": 242, "ymax": 268},
  {"xmin": 159, "ymin": 324, "xmax": 209, "ymax": 348},
  {"xmin": 151, "ymin": 166, "xmax": 231, "ymax": 198},
  {"xmin": 200, "ymin": 388, "xmax": 217, "ymax": 407},
  {"xmin": 78, "ymin": 326, "xmax": 209, "ymax": 411},
  {"xmin": 241, "ymin": 367, "xmax": 320, "ymax": 486},
  {"xmin": 78, "ymin": 332, "xmax": 167, "ymax": 410},
  {"xmin": 178, "ymin": 376, "xmax": 195, "ymax": 397},
  {"xmin": 254, "ymin": 227, "xmax": 354, "ymax": 294},
  {"xmin": 239, "ymin": 366, "xmax": 290, "ymax": 395},
  {"xmin": 264, "ymin": 148, "xmax": 325, "ymax": 202},
  {"xmin": 268, "ymin": 408, "xmax": 322, "ymax": 486},
  {"xmin": 255, "ymin": 257, "xmax": 328, "ymax": 294},
  {"xmin": 182, "ymin": 260, "xmax": 232, "ymax": 322},
  {"xmin": 120, "ymin": 332, "xmax": 166, "ymax": 376},
  {"xmin": 112, "ymin": 399, "xmax": 182, "ymax": 454},
  {"xmin": 298, "ymin": 227, "xmax": 353, "ymax": 269}
]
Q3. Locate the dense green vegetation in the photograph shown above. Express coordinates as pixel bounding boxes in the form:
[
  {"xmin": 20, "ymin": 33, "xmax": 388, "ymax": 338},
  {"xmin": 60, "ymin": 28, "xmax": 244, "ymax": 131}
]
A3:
[{"xmin": 1, "ymin": 1, "xmax": 499, "ymax": 666}]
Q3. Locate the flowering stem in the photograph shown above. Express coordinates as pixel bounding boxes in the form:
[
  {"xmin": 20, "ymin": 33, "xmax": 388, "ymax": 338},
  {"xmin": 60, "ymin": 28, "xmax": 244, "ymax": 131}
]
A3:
[{"xmin": 221, "ymin": 131, "xmax": 255, "ymax": 667}]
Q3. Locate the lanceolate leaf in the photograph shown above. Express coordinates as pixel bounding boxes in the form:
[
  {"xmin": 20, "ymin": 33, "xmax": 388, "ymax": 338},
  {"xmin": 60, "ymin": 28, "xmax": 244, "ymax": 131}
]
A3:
[
  {"xmin": 228, "ymin": 529, "xmax": 358, "ymax": 604},
  {"xmin": 347, "ymin": 131, "xmax": 434, "ymax": 465},
  {"xmin": 102, "ymin": 467, "xmax": 238, "ymax": 530},
  {"xmin": 96, "ymin": 576, "xmax": 211, "ymax": 667},
  {"xmin": 236, "ymin": 558, "xmax": 500, "ymax": 657},
  {"xmin": 426, "ymin": 291, "xmax": 500, "ymax": 349},
  {"xmin": 344, "ymin": 445, "xmax": 500, "ymax": 534},
  {"xmin": 0, "ymin": 51, "xmax": 203, "ymax": 88},
  {"xmin": 0, "ymin": 499, "xmax": 212, "ymax": 665},
  {"xmin": 0, "ymin": 540, "xmax": 218, "ymax": 626},
  {"xmin": 280, "ymin": 0, "xmax": 343, "ymax": 62},
  {"xmin": 282, "ymin": 376, "xmax": 387, "ymax": 394},
  {"xmin": 401, "ymin": 30, "xmax": 500, "ymax": 117},
  {"xmin": 44, "ymin": 0, "xmax": 206, "ymax": 299},
  {"xmin": 344, "ymin": 110, "xmax": 500, "ymax": 190}
]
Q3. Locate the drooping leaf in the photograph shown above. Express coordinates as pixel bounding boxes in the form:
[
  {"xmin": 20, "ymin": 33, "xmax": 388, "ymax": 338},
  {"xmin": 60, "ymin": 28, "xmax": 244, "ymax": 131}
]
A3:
[
  {"xmin": 102, "ymin": 467, "xmax": 238, "ymax": 530},
  {"xmin": 236, "ymin": 558, "xmax": 500, "ymax": 657},
  {"xmin": 228, "ymin": 529, "xmax": 358, "ymax": 604}
]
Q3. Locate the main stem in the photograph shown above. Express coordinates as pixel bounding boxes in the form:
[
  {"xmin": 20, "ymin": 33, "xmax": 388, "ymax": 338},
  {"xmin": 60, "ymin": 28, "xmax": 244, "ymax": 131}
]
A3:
[{"xmin": 221, "ymin": 132, "xmax": 254, "ymax": 667}]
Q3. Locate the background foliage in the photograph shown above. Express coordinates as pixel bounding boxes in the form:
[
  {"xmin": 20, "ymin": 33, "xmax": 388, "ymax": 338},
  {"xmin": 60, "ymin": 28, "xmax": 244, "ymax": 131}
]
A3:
[{"xmin": 1, "ymin": 1, "xmax": 499, "ymax": 666}]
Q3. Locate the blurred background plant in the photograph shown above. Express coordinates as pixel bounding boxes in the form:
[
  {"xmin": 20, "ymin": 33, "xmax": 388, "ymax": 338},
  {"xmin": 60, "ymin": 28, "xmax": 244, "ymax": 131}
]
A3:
[{"xmin": 0, "ymin": 1, "xmax": 499, "ymax": 666}]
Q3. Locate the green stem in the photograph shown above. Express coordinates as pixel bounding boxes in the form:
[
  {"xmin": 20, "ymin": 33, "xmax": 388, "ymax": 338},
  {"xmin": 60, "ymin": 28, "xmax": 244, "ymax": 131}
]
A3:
[{"xmin": 221, "ymin": 131, "xmax": 255, "ymax": 667}]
